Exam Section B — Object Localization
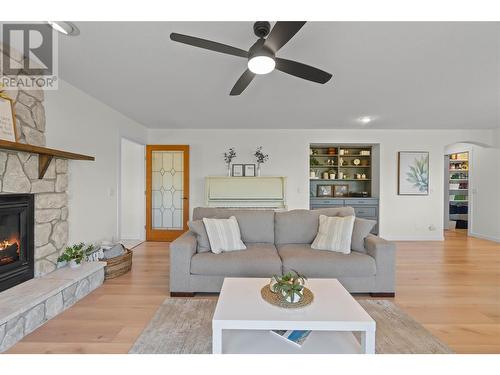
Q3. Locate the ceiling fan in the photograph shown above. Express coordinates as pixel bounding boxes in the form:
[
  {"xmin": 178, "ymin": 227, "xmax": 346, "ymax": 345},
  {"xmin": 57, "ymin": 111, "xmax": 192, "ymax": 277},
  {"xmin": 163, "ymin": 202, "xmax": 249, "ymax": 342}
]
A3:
[{"xmin": 170, "ymin": 21, "xmax": 333, "ymax": 95}]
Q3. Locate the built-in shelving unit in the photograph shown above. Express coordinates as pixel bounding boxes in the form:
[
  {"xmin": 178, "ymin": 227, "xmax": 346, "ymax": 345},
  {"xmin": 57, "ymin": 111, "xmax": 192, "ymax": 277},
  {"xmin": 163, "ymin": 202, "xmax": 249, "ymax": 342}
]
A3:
[
  {"xmin": 448, "ymin": 152, "xmax": 469, "ymax": 229},
  {"xmin": 310, "ymin": 144, "xmax": 372, "ymax": 197},
  {"xmin": 309, "ymin": 144, "xmax": 379, "ymax": 234}
]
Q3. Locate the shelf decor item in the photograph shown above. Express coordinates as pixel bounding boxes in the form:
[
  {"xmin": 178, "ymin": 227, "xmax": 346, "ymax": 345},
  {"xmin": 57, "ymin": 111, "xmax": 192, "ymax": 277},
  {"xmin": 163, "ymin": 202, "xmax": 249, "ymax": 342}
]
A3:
[
  {"xmin": 231, "ymin": 164, "xmax": 244, "ymax": 177},
  {"xmin": 244, "ymin": 164, "xmax": 256, "ymax": 177},
  {"xmin": 317, "ymin": 184, "xmax": 333, "ymax": 197},
  {"xmin": 0, "ymin": 93, "xmax": 17, "ymax": 142},
  {"xmin": 334, "ymin": 184, "xmax": 349, "ymax": 197},
  {"xmin": 223, "ymin": 147, "xmax": 237, "ymax": 176},
  {"xmin": 254, "ymin": 146, "xmax": 269, "ymax": 177},
  {"xmin": 398, "ymin": 151, "xmax": 429, "ymax": 195},
  {"xmin": 353, "ymin": 158, "xmax": 361, "ymax": 166}
]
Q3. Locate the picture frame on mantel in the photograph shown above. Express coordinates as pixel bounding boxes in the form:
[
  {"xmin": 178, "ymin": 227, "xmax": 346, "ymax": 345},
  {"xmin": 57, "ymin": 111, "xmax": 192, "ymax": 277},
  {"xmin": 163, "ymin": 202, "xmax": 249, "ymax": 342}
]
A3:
[
  {"xmin": 0, "ymin": 94, "xmax": 18, "ymax": 142},
  {"xmin": 231, "ymin": 164, "xmax": 244, "ymax": 177},
  {"xmin": 398, "ymin": 151, "xmax": 429, "ymax": 195},
  {"xmin": 244, "ymin": 164, "xmax": 256, "ymax": 177}
]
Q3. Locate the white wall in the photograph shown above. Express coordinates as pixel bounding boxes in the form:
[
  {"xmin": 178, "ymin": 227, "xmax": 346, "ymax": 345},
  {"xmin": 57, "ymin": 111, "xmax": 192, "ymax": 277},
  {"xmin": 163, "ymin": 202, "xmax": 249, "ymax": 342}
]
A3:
[
  {"xmin": 45, "ymin": 80, "xmax": 148, "ymax": 245},
  {"xmin": 148, "ymin": 128, "xmax": 495, "ymax": 241},
  {"xmin": 445, "ymin": 141, "xmax": 500, "ymax": 242},
  {"xmin": 120, "ymin": 138, "xmax": 145, "ymax": 240}
]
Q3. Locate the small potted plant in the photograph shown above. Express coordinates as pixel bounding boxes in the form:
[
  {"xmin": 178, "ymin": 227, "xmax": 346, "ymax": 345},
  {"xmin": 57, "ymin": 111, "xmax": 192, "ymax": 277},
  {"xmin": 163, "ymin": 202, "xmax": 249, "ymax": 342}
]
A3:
[
  {"xmin": 271, "ymin": 270, "xmax": 307, "ymax": 304},
  {"xmin": 254, "ymin": 146, "xmax": 269, "ymax": 176},
  {"xmin": 59, "ymin": 243, "xmax": 86, "ymax": 269},
  {"xmin": 223, "ymin": 147, "xmax": 237, "ymax": 176}
]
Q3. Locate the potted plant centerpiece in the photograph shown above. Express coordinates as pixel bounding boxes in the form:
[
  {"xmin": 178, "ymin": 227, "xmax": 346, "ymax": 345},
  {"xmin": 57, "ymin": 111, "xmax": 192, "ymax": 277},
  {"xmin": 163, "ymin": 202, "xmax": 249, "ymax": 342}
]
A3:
[{"xmin": 271, "ymin": 270, "xmax": 307, "ymax": 304}]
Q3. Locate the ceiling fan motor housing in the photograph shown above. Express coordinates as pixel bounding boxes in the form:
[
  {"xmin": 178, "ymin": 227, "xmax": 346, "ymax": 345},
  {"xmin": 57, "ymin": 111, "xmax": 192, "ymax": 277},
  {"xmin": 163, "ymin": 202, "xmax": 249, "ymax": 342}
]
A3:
[
  {"xmin": 248, "ymin": 39, "xmax": 275, "ymax": 60},
  {"xmin": 253, "ymin": 21, "xmax": 271, "ymax": 38}
]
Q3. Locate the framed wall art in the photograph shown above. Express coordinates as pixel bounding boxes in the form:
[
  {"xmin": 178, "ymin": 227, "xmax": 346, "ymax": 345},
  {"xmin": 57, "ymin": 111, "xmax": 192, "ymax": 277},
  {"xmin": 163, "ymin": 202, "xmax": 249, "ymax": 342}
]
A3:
[{"xmin": 398, "ymin": 151, "xmax": 429, "ymax": 195}]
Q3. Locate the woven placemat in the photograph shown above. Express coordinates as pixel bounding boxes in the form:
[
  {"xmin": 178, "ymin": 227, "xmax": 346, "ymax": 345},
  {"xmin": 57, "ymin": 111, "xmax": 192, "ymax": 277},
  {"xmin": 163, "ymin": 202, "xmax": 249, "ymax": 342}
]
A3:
[{"xmin": 260, "ymin": 285, "xmax": 314, "ymax": 308}]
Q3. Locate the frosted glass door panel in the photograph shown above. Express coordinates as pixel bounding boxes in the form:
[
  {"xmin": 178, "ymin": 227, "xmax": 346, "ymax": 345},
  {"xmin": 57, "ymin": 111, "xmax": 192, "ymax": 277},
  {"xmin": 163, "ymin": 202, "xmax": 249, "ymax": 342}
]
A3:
[{"xmin": 151, "ymin": 151, "xmax": 184, "ymax": 229}]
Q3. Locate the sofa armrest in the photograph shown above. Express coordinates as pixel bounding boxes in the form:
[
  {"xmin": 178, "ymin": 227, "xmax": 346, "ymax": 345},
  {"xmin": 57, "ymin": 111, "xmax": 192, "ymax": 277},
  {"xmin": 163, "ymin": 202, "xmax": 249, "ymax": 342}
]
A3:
[
  {"xmin": 169, "ymin": 231, "xmax": 197, "ymax": 292},
  {"xmin": 364, "ymin": 234, "xmax": 396, "ymax": 292}
]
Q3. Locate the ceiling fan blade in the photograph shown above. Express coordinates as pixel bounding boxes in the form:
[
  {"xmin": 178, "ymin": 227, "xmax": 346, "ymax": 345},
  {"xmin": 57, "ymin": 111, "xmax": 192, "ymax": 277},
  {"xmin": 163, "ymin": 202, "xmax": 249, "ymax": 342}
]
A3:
[
  {"xmin": 264, "ymin": 22, "xmax": 306, "ymax": 53},
  {"xmin": 170, "ymin": 33, "xmax": 248, "ymax": 58},
  {"xmin": 275, "ymin": 58, "xmax": 332, "ymax": 84},
  {"xmin": 230, "ymin": 69, "xmax": 255, "ymax": 96}
]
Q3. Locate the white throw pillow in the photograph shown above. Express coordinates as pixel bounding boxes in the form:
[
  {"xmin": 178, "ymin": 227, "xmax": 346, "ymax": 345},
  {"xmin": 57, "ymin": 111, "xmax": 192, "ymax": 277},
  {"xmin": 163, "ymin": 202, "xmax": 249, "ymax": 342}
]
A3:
[
  {"xmin": 311, "ymin": 215, "xmax": 355, "ymax": 254},
  {"xmin": 202, "ymin": 216, "xmax": 247, "ymax": 254}
]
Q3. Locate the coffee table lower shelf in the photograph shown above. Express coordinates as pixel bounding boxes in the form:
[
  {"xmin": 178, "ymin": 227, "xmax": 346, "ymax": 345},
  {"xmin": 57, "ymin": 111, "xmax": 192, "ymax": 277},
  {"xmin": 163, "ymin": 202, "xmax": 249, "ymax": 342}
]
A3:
[{"xmin": 216, "ymin": 329, "xmax": 364, "ymax": 354}]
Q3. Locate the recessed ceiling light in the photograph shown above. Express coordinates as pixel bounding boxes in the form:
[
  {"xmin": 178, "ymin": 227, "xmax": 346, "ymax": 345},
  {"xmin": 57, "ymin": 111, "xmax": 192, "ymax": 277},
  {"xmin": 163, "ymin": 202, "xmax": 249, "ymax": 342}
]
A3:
[
  {"xmin": 358, "ymin": 116, "xmax": 373, "ymax": 125},
  {"xmin": 47, "ymin": 21, "xmax": 80, "ymax": 36}
]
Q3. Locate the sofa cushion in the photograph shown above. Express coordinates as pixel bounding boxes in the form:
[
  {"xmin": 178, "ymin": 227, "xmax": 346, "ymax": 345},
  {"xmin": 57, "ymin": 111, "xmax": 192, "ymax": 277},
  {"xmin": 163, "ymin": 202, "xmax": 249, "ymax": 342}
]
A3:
[
  {"xmin": 351, "ymin": 218, "xmax": 377, "ymax": 253},
  {"xmin": 188, "ymin": 220, "xmax": 211, "ymax": 253},
  {"xmin": 192, "ymin": 207, "xmax": 275, "ymax": 243},
  {"xmin": 202, "ymin": 216, "xmax": 246, "ymax": 253},
  {"xmin": 278, "ymin": 243, "xmax": 376, "ymax": 278},
  {"xmin": 190, "ymin": 243, "xmax": 282, "ymax": 277},
  {"xmin": 275, "ymin": 207, "xmax": 355, "ymax": 245},
  {"xmin": 311, "ymin": 215, "xmax": 355, "ymax": 254}
]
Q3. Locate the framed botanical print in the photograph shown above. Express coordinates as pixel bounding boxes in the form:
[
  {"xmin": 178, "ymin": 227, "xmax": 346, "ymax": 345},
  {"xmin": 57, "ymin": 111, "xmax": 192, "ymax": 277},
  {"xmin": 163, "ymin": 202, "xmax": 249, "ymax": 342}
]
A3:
[
  {"xmin": 244, "ymin": 164, "xmax": 256, "ymax": 177},
  {"xmin": 334, "ymin": 184, "xmax": 349, "ymax": 197},
  {"xmin": 317, "ymin": 184, "xmax": 333, "ymax": 197},
  {"xmin": 0, "ymin": 95, "xmax": 17, "ymax": 142},
  {"xmin": 398, "ymin": 151, "xmax": 429, "ymax": 195},
  {"xmin": 231, "ymin": 164, "xmax": 244, "ymax": 177}
]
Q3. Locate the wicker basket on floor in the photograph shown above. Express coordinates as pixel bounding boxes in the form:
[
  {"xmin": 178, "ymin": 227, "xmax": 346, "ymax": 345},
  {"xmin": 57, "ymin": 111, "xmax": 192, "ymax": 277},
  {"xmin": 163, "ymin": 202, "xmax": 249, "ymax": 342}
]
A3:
[{"xmin": 104, "ymin": 248, "xmax": 133, "ymax": 280}]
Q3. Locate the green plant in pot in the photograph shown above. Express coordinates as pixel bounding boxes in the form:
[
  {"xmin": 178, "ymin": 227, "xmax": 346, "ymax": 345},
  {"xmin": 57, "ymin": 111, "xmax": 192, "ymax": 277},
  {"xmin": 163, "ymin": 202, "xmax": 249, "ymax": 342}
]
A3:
[
  {"xmin": 57, "ymin": 243, "xmax": 87, "ymax": 269},
  {"xmin": 271, "ymin": 270, "xmax": 307, "ymax": 304}
]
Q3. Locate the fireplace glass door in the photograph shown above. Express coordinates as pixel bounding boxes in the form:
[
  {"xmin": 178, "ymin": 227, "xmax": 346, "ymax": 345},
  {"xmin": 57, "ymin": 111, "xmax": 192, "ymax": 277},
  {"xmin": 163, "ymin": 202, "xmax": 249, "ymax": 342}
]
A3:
[{"xmin": 0, "ymin": 194, "xmax": 34, "ymax": 292}]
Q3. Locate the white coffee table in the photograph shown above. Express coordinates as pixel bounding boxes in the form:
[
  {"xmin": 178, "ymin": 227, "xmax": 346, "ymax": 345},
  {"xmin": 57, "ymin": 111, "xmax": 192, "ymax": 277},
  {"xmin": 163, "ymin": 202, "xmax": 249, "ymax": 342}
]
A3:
[{"xmin": 212, "ymin": 278, "xmax": 375, "ymax": 354}]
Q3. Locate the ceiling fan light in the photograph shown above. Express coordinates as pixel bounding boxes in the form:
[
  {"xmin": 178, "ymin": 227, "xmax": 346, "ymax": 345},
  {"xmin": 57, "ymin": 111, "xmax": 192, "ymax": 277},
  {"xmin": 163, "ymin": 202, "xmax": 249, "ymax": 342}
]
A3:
[
  {"xmin": 248, "ymin": 55, "xmax": 275, "ymax": 75},
  {"xmin": 47, "ymin": 21, "xmax": 80, "ymax": 36}
]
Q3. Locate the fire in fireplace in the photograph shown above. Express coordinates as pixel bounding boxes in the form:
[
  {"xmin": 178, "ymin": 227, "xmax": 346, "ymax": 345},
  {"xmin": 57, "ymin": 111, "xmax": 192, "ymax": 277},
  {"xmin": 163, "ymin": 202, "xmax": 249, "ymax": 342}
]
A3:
[
  {"xmin": 0, "ymin": 194, "xmax": 34, "ymax": 292},
  {"xmin": 0, "ymin": 238, "xmax": 20, "ymax": 265}
]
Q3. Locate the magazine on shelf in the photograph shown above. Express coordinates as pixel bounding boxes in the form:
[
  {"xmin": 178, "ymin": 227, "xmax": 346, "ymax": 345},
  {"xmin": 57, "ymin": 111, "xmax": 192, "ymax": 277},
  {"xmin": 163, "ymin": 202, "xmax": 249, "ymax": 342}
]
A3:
[{"xmin": 271, "ymin": 330, "xmax": 312, "ymax": 347}]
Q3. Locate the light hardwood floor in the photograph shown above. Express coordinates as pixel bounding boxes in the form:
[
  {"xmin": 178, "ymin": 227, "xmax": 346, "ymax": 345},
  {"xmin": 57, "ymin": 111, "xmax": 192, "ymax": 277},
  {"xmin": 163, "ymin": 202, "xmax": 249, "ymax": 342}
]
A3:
[{"xmin": 7, "ymin": 230, "xmax": 500, "ymax": 354}]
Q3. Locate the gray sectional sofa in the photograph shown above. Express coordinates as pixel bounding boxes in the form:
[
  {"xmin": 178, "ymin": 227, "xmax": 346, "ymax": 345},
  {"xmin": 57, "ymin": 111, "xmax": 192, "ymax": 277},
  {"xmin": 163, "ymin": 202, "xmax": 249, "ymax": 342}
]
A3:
[{"xmin": 170, "ymin": 207, "xmax": 396, "ymax": 297}]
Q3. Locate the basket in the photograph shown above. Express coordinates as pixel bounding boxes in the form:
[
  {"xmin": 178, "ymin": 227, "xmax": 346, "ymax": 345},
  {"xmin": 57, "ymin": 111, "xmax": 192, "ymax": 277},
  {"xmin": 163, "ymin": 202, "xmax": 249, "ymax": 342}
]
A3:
[{"xmin": 104, "ymin": 248, "xmax": 133, "ymax": 280}]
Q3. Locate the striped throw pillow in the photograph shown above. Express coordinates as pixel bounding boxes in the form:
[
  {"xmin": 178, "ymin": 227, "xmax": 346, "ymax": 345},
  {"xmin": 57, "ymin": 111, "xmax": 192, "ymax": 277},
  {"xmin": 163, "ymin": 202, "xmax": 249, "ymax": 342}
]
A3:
[
  {"xmin": 202, "ymin": 216, "xmax": 247, "ymax": 254},
  {"xmin": 311, "ymin": 215, "xmax": 355, "ymax": 254}
]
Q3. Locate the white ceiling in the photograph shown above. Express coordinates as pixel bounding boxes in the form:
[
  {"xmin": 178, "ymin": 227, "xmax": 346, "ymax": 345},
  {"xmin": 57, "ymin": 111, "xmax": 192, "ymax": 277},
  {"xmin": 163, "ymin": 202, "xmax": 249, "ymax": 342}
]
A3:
[{"xmin": 58, "ymin": 22, "xmax": 500, "ymax": 129}]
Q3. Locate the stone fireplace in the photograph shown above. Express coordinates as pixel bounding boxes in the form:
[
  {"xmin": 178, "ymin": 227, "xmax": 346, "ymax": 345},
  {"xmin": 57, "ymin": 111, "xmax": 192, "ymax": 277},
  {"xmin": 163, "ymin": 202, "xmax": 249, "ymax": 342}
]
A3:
[
  {"xmin": 0, "ymin": 194, "xmax": 35, "ymax": 292},
  {"xmin": 1, "ymin": 43, "xmax": 69, "ymax": 280}
]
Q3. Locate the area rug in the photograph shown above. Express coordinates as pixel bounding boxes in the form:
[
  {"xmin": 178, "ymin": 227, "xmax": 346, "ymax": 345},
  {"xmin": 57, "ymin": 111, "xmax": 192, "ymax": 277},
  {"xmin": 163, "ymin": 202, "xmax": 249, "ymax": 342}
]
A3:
[{"xmin": 128, "ymin": 298, "xmax": 453, "ymax": 354}]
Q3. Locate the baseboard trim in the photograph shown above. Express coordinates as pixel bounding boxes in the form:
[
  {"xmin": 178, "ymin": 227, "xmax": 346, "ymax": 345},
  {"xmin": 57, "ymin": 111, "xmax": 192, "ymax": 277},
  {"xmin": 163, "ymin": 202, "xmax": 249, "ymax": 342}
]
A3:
[
  {"xmin": 370, "ymin": 292, "xmax": 395, "ymax": 298},
  {"xmin": 469, "ymin": 232, "xmax": 500, "ymax": 243},
  {"xmin": 170, "ymin": 292, "xmax": 195, "ymax": 297},
  {"xmin": 383, "ymin": 235, "xmax": 444, "ymax": 241}
]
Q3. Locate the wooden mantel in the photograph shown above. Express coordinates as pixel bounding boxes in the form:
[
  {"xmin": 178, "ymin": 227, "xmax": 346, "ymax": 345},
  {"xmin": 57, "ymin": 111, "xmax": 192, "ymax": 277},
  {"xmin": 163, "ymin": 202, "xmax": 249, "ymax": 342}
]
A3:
[{"xmin": 0, "ymin": 139, "xmax": 94, "ymax": 179}]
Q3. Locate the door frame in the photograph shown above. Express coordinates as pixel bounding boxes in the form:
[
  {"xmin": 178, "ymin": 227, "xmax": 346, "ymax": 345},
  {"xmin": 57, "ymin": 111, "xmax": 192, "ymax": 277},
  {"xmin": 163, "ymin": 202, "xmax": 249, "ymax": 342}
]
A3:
[{"xmin": 145, "ymin": 145, "xmax": 189, "ymax": 241}]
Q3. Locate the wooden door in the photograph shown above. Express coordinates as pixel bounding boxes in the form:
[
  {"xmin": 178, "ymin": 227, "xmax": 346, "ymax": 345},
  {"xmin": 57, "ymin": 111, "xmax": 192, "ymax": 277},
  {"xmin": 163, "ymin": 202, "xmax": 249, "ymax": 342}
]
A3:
[{"xmin": 146, "ymin": 145, "xmax": 189, "ymax": 241}]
